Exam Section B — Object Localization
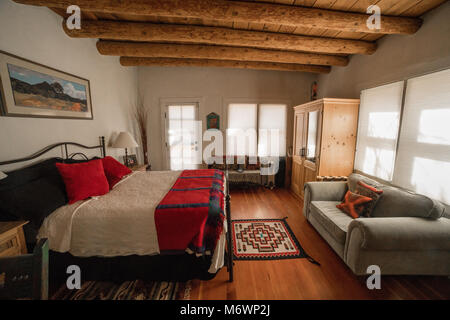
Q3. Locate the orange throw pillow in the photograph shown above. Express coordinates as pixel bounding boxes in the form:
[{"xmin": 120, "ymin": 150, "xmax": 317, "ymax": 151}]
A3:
[
  {"xmin": 357, "ymin": 181, "xmax": 383, "ymax": 194},
  {"xmin": 337, "ymin": 191, "xmax": 373, "ymax": 219}
]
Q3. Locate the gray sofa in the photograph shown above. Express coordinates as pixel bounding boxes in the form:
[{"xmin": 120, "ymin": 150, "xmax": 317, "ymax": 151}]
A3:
[{"xmin": 303, "ymin": 173, "xmax": 450, "ymax": 276}]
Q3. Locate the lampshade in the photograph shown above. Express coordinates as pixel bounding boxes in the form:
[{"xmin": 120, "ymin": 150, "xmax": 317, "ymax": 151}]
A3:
[{"xmin": 112, "ymin": 132, "xmax": 139, "ymax": 148}]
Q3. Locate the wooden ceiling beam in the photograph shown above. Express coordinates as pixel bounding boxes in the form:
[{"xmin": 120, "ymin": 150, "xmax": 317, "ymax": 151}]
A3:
[
  {"xmin": 63, "ymin": 20, "xmax": 376, "ymax": 55},
  {"xmin": 97, "ymin": 41, "xmax": 349, "ymax": 66},
  {"xmin": 120, "ymin": 57, "xmax": 331, "ymax": 73},
  {"xmin": 14, "ymin": 0, "xmax": 422, "ymax": 34}
]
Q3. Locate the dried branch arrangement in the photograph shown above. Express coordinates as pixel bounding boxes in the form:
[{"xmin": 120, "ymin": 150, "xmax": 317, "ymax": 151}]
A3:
[{"xmin": 133, "ymin": 98, "xmax": 150, "ymax": 167}]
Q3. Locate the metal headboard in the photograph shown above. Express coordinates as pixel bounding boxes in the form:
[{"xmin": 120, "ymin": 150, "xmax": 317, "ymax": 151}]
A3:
[{"xmin": 0, "ymin": 136, "xmax": 106, "ymax": 166}]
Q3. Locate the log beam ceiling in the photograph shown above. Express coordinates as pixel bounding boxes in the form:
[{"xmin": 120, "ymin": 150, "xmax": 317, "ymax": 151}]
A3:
[
  {"xmin": 120, "ymin": 57, "xmax": 331, "ymax": 74},
  {"xmin": 13, "ymin": 0, "xmax": 425, "ymax": 72},
  {"xmin": 97, "ymin": 41, "xmax": 349, "ymax": 66},
  {"xmin": 14, "ymin": 0, "xmax": 422, "ymax": 34},
  {"xmin": 64, "ymin": 20, "xmax": 376, "ymax": 56}
]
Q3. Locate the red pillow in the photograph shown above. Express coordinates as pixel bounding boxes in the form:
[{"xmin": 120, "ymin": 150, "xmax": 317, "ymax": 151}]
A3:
[
  {"xmin": 337, "ymin": 191, "xmax": 373, "ymax": 219},
  {"xmin": 101, "ymin": 156, "xmax": 132, "ymax": 189},
  {"xmin": 56, "ymin": 159, "xmax": 110, "ymax": 204}
]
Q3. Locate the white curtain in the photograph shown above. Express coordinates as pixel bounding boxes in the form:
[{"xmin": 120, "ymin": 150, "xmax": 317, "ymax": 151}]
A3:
[
  {"xmin": 355, "ymin": 81, "xmax": 405, "ymax": 181},
  {"xmin": 226, "ymin": 103, "xmax": 257, "ymax": 156},
  {"xmin": 258, "ymin": 104, "xmax": 287, "ymax": 157},
  {"xmin": 393, "ymin": 69, "xmax": 450, "ymax": 204}
]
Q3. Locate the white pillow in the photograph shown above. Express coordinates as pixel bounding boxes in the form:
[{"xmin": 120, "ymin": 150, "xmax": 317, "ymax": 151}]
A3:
[{"xmin": 0, "ymin": 171, "xmax": 7, "ymax": 180}]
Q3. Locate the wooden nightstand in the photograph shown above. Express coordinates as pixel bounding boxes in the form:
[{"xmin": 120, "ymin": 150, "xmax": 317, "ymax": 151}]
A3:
[
  {"xmin": 0, "ymin": 221, "xmax": 28, "ymax": 258},
  {"xmin": 130, "ymin": 165, "xmax": 148, "ymax": 172}
]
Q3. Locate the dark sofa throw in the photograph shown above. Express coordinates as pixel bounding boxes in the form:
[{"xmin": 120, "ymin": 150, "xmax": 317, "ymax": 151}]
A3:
[{"xmin": 0, "ymin": 158, "xmax": 68, "ymax": 230}]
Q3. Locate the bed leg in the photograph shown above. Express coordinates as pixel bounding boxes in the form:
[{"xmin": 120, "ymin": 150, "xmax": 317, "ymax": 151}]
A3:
[{"xmin": 226, "ymin": 194, "xmax": 233, "ymax": 283}]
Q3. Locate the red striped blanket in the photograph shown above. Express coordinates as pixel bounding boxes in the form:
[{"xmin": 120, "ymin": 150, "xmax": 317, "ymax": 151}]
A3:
[{"xmin": 155, "ymin": 169, "xmax": 225, "ymax": 254}]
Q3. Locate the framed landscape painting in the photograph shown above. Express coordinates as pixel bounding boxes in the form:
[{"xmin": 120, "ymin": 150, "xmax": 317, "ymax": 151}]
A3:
[{"xmin": 0, "ymin": 51, "xmax": 93, "ymax": 120}]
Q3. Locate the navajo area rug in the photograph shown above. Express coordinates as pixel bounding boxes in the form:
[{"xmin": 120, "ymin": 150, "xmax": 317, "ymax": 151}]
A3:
[
  {"xmin": 232, "ymin": 218, "xmax": 320, "ymax": 264},
  {"xmin": 52, "ymin": 280, "xmax": 192, "ymax": 300}
]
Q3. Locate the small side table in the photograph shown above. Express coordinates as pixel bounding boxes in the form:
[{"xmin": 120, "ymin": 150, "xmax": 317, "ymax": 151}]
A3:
[
  {"xmin": 129, "ymin": 165, "xmax": 148, "ymax": 172},
  {"xmin": 227, "ymin": 170, "xmax": 262, "ymax": 187},
  {"xmin": 0, "ymin": 221, "xmax": 28, "ymax": 258},
  {"xmin": 316, "ymin": 176, "xmax": 348, "ymax": 182}
]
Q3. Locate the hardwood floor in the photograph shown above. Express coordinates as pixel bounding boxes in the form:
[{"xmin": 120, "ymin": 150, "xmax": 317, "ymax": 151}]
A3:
[{"xmin": 189, "ymin": 187, "xmax": 450, "ymax": 300}]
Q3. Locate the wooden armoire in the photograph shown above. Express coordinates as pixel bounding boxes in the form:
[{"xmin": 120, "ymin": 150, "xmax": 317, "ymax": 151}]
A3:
[{"xmin": 290, "ymin": 98, "xmax": 360, "ymax": 199}]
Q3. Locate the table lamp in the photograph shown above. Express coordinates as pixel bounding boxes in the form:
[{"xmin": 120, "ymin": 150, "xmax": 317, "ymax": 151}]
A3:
[{"xmin": 112, "ymin": 131, "xmax": 139, "ymax": 167}]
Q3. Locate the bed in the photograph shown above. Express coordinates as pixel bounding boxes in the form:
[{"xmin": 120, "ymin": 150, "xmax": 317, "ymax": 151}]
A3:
[{"xmin": 0, "ymin": 137, "xmax": 233, "ymax": 285}]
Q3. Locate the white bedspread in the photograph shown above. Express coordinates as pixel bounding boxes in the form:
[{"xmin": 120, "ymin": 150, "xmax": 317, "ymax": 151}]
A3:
[{"xmin": 38, "ymin": 170, "xmax": 226, "ymax": 273}]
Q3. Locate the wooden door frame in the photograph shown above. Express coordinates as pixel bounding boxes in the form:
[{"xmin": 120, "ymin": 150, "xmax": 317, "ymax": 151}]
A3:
[
  {"xmin": 160, "ymin": 97, "xmax": 203, "ymax": 170},
  {"xmin": 304, "ymin": 103, "xmax": 323, "ymax": 173}
]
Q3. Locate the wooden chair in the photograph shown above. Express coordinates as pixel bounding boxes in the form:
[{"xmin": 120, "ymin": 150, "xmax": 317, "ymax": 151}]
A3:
[{"xmin": 0, "ymin": 239, "xmax": 49, "ymax": 300}]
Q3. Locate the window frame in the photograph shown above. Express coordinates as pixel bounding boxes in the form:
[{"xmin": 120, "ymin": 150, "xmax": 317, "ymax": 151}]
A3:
[
  {"xmin": 160, "ymin": 97, "xmax": 204, "ymax": 171},
  {"xmin": 354, "ymin": 67, "xmax": 450, "ymax": 203},
  {"xmin": 224, "ymin": 98, "xmax": 290, "ymax": 158},
  {"xmin": 354, "ymin": 80, "xmax": 406, "ymax": 183}
]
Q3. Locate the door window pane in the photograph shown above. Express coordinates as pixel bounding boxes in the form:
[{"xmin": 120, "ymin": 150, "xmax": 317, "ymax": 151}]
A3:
[{"xmin": 167, "ymin": 105, "xmax": 199, "ymax": 170}]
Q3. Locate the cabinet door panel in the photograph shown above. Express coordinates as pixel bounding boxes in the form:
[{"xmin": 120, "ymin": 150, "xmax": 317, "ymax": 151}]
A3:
[
  {"xmin": 291, "ymin": 158, "xmax": 304, "ymax": 197},
  {"xmin": 293, "ymin": 112, "xmax": 305, "ymax": 157},
  {"xmin": 291, "ymin": 159, "xmax": 299, "ymax": 195},
  {"xmin": 304, "ymin": 165, "xmax": 317, "ymax": 185}
]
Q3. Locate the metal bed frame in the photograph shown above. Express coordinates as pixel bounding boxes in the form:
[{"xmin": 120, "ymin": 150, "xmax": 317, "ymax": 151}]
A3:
[{"xmin": 0, "ymin": 136, "xmax": 233, "ymax": 282}]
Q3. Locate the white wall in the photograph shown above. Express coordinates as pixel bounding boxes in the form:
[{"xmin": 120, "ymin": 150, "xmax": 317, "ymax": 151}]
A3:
[
  {"xmin": 0, "ymin": 1, "xmax": 138, "ymax": 170},
  {"xmin": 317, "ymin": 1, "xmax": 450, "ymax": 99},
  {"xmin": 138, "ymin": 66, "xmax": 318, "ymax": 170}
]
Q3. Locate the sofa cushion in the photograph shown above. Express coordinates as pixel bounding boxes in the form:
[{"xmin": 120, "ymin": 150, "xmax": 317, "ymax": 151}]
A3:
[
  {"xmin": 348, "ymin": 173, "xmax": 445, "ymax": 220},
  {"xmin": 355, "ymin": 181, "xmax": 383, "ymax": 217},
  {"xmin": 372, "ymin": 186, "xmax": 445, "ymax": 219},
  {"xmin": 348, "ymin": 173, "xmax": 383, "ymax": 193},
  {"xmin": 310, "ymin": 201, "xmax": 353, "ymax": 244}
]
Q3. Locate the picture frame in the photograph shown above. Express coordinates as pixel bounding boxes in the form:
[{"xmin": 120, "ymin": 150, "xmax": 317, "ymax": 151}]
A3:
[
  {"xmin": 311, "ymin": 81, "xmax": 318, "ymax": 101},
  {"xmin": 0, "ymin": 51, "xmax": 93, "ymax": 120},
  {"xmin": 123, "ymin": 154, "xmax": 138, "ymax": 167},
  {"xmin": 206, "ymin": 112, "xmax": 220, "ymax": 129}
]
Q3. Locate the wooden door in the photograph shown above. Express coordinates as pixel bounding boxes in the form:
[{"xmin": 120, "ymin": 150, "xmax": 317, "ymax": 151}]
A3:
[
  {"xmin": 303, "ymin": 104, "xmax": 322, "ymax": 186},
  {"xmin": 290, "ymin": 111, "xmax": 306, "ymax": 197},
  {"xmin": 165, "ymin": 104, "xmax": 201, "ymax": 170},
  {"xmin": 318, "ymin": 100, "xmax": 359, "ymax": 177}
]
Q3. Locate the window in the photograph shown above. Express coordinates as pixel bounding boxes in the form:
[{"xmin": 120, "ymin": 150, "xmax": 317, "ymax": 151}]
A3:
[
  {"xmin": 226, "ymin": 103, "xmax": 286, "ymax": 158},
  {"xmin": 393, "ymin": 69, "xmax": 450, "ymax": 204},
  {"xmin": 226, "ymin": 103, "xmax": 257, "ymax": 157},
  {"xmin": 258, "ymin": 104, "xmax": 287, "ymax": 157},
  {"xmin": 354, "ymin": 81, "xmax": 404, "ymax": 181},
  {"xmin": 355, "ymin": 68, "xmax": 450, "ymax": 204}
]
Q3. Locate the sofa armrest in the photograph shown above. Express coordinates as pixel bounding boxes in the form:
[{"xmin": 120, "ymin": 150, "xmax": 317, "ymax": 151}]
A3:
[
  {"xmin": 346, "ymin": 217, "xmax": 450, "ymax": 251},
  {"xmin": 345, "ymin": 217, "xmax": 450, "ymax": 275},
  {"xmin": 303, "ymin": 181, "xmax": 347, "ymax": 219}
]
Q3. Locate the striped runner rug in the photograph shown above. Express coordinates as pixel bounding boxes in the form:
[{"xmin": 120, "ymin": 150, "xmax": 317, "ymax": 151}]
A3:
[{"xmin": 52, "ymin": 280, "xmax": 192, "ymax": 300}]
